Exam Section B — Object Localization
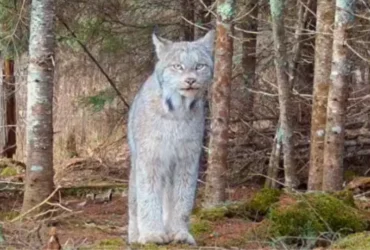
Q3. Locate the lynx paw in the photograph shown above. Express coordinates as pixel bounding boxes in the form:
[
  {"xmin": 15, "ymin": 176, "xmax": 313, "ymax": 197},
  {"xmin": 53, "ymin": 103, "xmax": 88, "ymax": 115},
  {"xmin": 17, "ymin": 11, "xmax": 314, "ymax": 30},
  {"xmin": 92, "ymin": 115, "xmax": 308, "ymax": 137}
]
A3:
[
  {"xmin": 170, "ymin": 230, "xmax": 196, "ymax": 245},
  {"xmin": 128, "ymin": 232, "xmax": 139, "ymax": 244},
  {"xmin": 138, "ymin": 231, "xmax": 170, "ymax": 245}
]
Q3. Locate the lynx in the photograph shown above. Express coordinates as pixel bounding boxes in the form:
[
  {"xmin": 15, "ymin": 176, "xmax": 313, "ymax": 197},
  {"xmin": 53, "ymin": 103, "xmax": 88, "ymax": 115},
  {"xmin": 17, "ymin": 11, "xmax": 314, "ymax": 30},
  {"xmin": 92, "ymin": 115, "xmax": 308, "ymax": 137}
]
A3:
[{"xmin": 127, "ymin": 30, "xmax": 215, "ymax": 245}]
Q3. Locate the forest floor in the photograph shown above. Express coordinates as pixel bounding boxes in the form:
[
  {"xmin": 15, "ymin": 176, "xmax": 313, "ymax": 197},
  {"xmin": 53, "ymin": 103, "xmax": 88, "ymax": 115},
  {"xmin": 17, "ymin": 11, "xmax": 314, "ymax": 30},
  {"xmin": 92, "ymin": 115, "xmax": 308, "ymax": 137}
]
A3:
[
  {"xmin": 2, "ymin": 158, "xmax": 370, "ymax": 249},
  {"xmin": 1, "ymin": 184, "xmax": 277, "ymax": 250}
]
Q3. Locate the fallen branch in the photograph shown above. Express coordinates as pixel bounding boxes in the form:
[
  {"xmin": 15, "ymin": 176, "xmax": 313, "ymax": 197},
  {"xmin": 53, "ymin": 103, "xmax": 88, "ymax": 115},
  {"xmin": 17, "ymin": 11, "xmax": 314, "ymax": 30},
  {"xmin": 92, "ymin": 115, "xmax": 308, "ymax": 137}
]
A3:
[
  {"xmin": 11, "ymin": 186, "xmax": 61, "ymax": 222},
  {"xmin": 46, "ymin": 202, "xmax": 73, "ymax": 213}
]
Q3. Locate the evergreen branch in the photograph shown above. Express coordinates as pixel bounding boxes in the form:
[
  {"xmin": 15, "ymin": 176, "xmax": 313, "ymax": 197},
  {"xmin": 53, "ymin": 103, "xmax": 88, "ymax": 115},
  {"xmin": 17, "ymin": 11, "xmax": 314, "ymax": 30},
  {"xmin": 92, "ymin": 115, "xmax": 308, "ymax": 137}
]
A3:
[{"xmin": 57, "ymin": 15, "xmax": 130, "ymax": 109}]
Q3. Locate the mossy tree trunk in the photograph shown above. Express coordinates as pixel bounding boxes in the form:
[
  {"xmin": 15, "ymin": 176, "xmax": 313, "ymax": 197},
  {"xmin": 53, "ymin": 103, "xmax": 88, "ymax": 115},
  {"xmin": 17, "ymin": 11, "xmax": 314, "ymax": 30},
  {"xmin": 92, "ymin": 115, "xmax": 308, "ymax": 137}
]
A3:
[
  {"xmin": 308, "ymin": 0, "xmax": 335, "ymax": 191},
  {"xmin": 269, "ymin": 0, "xmax": 298, "ymax": 189},
  {"xmin": 322, "ymin": 0, "xmax": 354, "ymax": 191},
  {"xmin": 22, "ymin": 0, "xmax": 56, "ymax": 213},
  {"xmin": 204, "ymin": 0, "xmax": 235, "ymax": 208}
]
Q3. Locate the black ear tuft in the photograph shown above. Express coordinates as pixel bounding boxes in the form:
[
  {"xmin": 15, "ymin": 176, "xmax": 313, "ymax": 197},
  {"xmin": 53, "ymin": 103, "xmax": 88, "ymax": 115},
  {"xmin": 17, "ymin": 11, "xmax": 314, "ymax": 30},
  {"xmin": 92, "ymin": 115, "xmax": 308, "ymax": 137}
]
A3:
[{"xmin": 153, "ymin": 24, "xmax": 159, "ymax": 36}]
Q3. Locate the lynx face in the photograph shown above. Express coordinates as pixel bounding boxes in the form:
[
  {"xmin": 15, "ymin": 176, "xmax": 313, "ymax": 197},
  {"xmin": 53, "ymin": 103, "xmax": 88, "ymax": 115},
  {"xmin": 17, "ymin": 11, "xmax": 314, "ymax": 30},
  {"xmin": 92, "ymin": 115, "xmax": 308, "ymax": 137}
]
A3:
[{"xmin": 153, "ymin": 31, "xmax": 215, "ymax": 99}]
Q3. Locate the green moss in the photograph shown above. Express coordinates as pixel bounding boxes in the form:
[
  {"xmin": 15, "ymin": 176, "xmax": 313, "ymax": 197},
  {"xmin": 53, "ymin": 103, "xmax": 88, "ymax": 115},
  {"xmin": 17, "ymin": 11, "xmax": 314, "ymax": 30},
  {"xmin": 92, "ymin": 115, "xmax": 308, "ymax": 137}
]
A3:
[
  {"xmin": 270, "ymin": 0, "xmax": 284, "ymax": 18},
  {"xmin": 248, "ymin": 188, "xmax": 282, "ymax": 215},
  {"xmin": 195, "ymin": 189, "xmax": 281, "ymax": 222},
  {"xmin": 344, "ymin": 170, "xmax": 358, "ymax": 182},
  {"xmin": 269, "ymin": 200, "xmax": 323, "ymax": 238},
  {"xmin": 0, "ymin": 166, "xmax": 18, "ymax": 177},
  {"xmin": 332, "ymin": 232, "xmax": 370, "ymax": 250},
  {"xmin": 197, "ymin": 206, "xmax": 228, "ymax": 221},
  {"xmin": 268, "ymin": 193, "xmax": 368, "ymax": 244},
  {"xmin": 78, "ymin": 239, "xmax": 127, "ymax": 250},
  {"xmin": 332, "ymin": 189, "xmax": 356, "ymax": 207},
  {"xmin": 217, "ymin": 1, "xmax": 235, "ymax": 21},
  {"xmin": 190, "ymin": 219, "xmax": 211, "ymax": 237},
  {"xmin": 224, "ymin": 201, "xmax": 250, "ymax": 219},
  {"xmin": 309, "ymin": 194, "xmax": 366, "ymax": 233},
  {"xmin": 97, "ymin": 238, "xmax": 126, "ymax": 247}
]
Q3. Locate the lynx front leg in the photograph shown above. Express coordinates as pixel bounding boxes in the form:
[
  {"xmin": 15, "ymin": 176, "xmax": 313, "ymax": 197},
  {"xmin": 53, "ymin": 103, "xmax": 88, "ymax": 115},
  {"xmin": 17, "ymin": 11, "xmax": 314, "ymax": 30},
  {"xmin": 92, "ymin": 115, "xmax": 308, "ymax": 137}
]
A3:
[
  {"xmin": 168, "ymin": 157, "xmax": 199, "ymax": 245},
  {"xmin": 128, "ymin": 165, "xmax": 139, "ymax": 244},
  {"xmin": 136, "ymin": 157, "xmax": 170, "ymax": 245}
]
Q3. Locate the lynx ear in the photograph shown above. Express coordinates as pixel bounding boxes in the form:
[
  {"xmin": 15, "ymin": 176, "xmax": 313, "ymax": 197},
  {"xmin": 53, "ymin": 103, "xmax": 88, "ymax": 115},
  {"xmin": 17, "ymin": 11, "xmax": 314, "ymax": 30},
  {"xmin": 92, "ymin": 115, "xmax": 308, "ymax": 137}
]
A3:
[
  {"xmin": 152, "ymin": 32, "xmax": 172, "ymax": 60},
  {"xmin": 195, "ymin": 29, "xmax": 215, "ymax": 54}
]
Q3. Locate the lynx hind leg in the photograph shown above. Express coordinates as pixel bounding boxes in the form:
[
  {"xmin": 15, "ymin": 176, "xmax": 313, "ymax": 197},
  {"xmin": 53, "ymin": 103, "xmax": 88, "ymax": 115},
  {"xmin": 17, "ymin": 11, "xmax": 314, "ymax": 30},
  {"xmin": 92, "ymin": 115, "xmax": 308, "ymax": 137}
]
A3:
[
  {"xmin": 128, "ymin": 165, "xmax": 139, "ymax": 244},
  {"xmin": 136, "ymin": 157, "xmax": 170, "ymax": 245},
  {"xmin": 167, "ymin": 157, "xmax": 199, "ymax": 245}
]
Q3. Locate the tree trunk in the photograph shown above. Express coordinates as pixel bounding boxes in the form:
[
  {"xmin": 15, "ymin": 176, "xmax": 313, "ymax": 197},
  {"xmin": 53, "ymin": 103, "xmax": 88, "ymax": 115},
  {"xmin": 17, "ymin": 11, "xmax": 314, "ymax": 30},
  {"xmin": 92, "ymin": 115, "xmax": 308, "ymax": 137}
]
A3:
[
  {"xmin": 0, "ymin": 58, "xmax": 6, "ymax": 152},
  {"xmin": 265, "ymin": 0, "xmax": 311, "ymax": 188},
  {"xmin": 204, "ymin": 0, "xmax": 235, "ymax": 208},
  {"xmin": 241, "ymin": 0, "xmax": 258, "ymax": 118},
  {"xmin": 308, "ymin": 0, "xmax": 335, "ymax": 191},
  {"xmin": 322, "ymin": 0, "xmax": 354, "ymax": 191},
  {"xmin": 269, "ymin": 0, "xmax": 298, "ymax": 189},
  {"xmin": 22, "ymin": 0, "xmax": 56, "ymax": 213},
  {"xmin": 181, "ymin": 0, "xmax": 195, "ymax": 40},
  {"xmin": 2, "ymin": 58, "xmax": 17, "ymax": 158},
  {"xmin": 265, "ymin": 122, "xmax": 282, "ymax": 189}
]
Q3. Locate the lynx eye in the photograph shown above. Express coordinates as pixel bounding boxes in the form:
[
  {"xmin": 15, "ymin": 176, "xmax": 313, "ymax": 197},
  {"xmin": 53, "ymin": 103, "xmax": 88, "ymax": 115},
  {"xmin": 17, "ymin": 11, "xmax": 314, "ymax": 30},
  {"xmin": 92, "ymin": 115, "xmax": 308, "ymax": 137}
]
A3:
[
  {"xmin": 195, "ymin": 64, "xmax": 206, "ymax": 71},
  {"xmin": 172, "ymin": 64, "xmax": 184, "ymax": 71}
]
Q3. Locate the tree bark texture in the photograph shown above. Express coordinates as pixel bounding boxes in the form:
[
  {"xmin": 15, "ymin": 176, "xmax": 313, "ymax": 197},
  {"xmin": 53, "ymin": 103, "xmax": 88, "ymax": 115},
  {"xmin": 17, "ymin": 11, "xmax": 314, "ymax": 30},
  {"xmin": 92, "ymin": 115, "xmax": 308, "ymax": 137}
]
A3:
[
  {"xmin": 204, "ymin": 0, "xmax": 235, "ymax": 208},
  {"xmin": 269, "ymin": 0, "xmax": 298, "ymax": 189},
  {"xmin": 181, "ymin": 0, "xmax": 195, "ymax": 40},
  {"xmin": 265, "ymin": 122, "xmax": 282, "ymax": 189},
  {"xmin": 322, "ymin": 0, "xmax": 354, "ymax": 191},
  {"xmin": 2, "ymin": 59, "xmax": 17, "ymax": 158},
  {"xmin": 308, "ymin": 0, "xmax": 335, "ymax": 191},
  {"xmin": 22, "ymin": 0, "xmax": 56, "ymax": 213},
  {"xmin": 0, "ymin": 59, "xmax": 5, "ymax": 151},
  {"xmin": 241, "ymin": 0, "xmax": 258, "ymax": 118},
  {"xmin": 289, "ymin": 0, "xmax": 312, "ymax": 87}
]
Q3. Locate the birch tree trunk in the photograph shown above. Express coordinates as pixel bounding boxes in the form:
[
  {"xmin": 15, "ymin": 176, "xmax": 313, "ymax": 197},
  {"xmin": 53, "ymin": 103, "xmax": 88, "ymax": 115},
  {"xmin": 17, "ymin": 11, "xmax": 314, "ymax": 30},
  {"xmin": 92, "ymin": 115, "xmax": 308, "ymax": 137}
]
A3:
[
  {"xmin": 269, "ymin": 0, "xmax": 298, "ymax": 189},
  {"xmin": 308, "ymin": 0, "xmax": 335, "ymax": 191},
  {"xmin": 204, "ymin": 0, "xmax": 235, "ymax": 208},
  {"xmin": 22, "ymin": 0, "xmax": 56, "ymax": 213},
  {"xmin": 322, "ymin": 0, "xmax": 354, "ymax": 191}
]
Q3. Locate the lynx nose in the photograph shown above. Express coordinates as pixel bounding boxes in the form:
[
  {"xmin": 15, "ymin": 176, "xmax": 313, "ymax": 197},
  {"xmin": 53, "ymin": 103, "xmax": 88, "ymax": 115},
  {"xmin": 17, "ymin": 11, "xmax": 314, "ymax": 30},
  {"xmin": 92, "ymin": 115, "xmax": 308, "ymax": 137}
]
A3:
[{"xmin": 185, "ymin": 78, "xmax": 196, "ymax": 86}]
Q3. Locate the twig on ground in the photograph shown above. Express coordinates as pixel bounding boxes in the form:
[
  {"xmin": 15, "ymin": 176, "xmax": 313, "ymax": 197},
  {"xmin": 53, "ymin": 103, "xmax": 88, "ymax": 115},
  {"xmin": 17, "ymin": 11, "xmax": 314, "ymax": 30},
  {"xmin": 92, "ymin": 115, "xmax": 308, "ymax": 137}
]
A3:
[
  {"xmin": 46, "ymin": 202, "xmax": 73, "ymax": 213},
  {"xmin": 11, "ymin": 186, "xmax": 61, "ymax": 222}
]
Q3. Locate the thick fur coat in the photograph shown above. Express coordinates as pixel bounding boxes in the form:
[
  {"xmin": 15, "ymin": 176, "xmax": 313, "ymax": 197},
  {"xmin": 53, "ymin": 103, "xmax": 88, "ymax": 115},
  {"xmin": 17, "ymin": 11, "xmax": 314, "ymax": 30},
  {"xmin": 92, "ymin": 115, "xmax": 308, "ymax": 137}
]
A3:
[{"xmin": 127, "ymin": 30, "xmax": 215, "ymax": 245}]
